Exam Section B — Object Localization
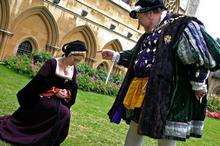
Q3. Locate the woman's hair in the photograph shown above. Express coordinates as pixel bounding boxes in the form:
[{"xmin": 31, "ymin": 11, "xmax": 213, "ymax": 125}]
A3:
[{"xmin": 62, "ymin": 40, "xmax": 87, "ymax": 57}]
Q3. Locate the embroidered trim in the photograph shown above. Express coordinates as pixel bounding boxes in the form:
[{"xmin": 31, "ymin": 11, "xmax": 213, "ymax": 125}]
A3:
[
  {"xmin": 190, "ymin": 81, "xmax": 208, "ymax": 92},
  {"xmin": 164, "ymin": 120, "xmax": 204, "ymax": 139},
  {"xmin": 154, "ymin": 14, "xmax": 185, "ymax": 32},
  {"xmin": 112, "ymin": 52, "xmax": 120, "ymax": 62},
  {"xmin": 68, "ymin": 51, "xmax": 86, "ymax": 56}
]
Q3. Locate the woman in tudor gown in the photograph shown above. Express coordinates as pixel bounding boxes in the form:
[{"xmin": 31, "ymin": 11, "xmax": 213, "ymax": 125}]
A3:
[{"xmin": 0, "ymin": 40, "xmax": 87, "ymax": 146}]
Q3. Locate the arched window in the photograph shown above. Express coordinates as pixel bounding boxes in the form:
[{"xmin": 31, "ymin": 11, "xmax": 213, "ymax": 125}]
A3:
[{"xmin": 17, "ymin": 40, "xmax": 33, "ymax": 56}]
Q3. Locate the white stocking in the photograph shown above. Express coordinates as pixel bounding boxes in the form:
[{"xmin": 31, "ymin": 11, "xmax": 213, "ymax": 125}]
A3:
[
  {"xmin": 124, "ymin": 121, "xmax": 144, "ymax": 146},
  {"xmin": 158, "ymin": 139, "xmax": 176, "ymax": 146}
]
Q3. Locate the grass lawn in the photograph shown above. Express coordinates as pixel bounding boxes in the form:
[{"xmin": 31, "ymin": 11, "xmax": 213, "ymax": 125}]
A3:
[{"xmin": 0, "ymin": 65, "xmax": 220, "ymax": 146}]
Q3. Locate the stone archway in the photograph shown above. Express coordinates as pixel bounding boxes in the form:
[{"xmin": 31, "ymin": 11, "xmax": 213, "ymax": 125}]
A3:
[
  {"xmin": 102, "ymin": 39, "xmax": 123, "ymax": 52},
  {"xmin": 11, "ymin": 6, "xmax": 59, "ymax": 45},
  {"xmin": 97, "ymin": 61, "xmax": 110, "ymax": 72},
  {"xmin": 0, "ymin": 0, "xmax": 10, "ymax": 59},
  {"xmin": 60, "ymin": 25, "xmax": 97, "ymax": 65},
  {"xmin": 96, "ymin": 39, "xmax": 124, "ymax": 75},
  {"xmin": 4, "ymin": 6, "xmax": 59, "ymax": 57}
]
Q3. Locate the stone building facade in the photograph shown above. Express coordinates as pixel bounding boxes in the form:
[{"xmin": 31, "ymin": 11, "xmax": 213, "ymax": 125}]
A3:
[{"xmin": 0, "ymin": 0, "xmax": 191, "ymax": 74}]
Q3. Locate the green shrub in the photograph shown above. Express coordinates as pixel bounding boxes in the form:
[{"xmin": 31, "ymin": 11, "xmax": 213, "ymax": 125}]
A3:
[
  {"xmin": 95, "ymin": 69, "xmax": 107, "ymax": 81},
  {"xmin": 3, "ymin": 55, "xmax": 33, "ymax": 77},
  {"xmin": 110, "ymin": 73, "xmax": 124, "ymax": 85},
  {"xmin": 77, "ymin": 74, "xmax": 96, "ymax": 92},
  {"xmin": 91, "ymin": 80, "xmax": 119, "ymax": 96},
  {"xmin": 3, "ymin": 51, "xmax": 52, "ymax": 77},
  {"xmin": 76, "ymin": 63, "xmax": 124, "ymax": 96},
  {"xmin": 77, "ymin": 63, "xmax": 124, "ymax": 84},
  {"xmin": 32, "ymin": 51, "xmax": 52, "ymax": 63},
  {"xmin": 77, "ymin": 63, "xmax": 96, "ymax": 76},
  {"xmin": 208, "ymin": 97, "xmax": 220, "ymax": 112},
  {"xmin": 77, "ymin": 73, "xmax": 120, "ymax": 96}
]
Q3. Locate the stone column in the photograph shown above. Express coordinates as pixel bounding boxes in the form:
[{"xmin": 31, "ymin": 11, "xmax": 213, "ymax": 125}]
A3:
[
  {"xmin": 85, "ymin": 57, "xmax": 96, "ymax": 67},
  {"xmin": 0, "ymin": 29, "xmax": 13, "ymax": 60}
]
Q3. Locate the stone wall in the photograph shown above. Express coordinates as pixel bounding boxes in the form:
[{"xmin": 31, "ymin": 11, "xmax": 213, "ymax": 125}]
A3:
[
  {"xmin": 0, "ymin": 0, "xmax": 191, "ymax": 74},
  {"xmin": 0, "ymin": 0, "xmax": 144, "ymax": 74}
]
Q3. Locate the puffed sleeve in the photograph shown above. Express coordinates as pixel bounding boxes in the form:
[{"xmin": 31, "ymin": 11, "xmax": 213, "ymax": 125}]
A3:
[{"xmin": 177, "ymin": 21, "xmax": 212, "ymax": 92}]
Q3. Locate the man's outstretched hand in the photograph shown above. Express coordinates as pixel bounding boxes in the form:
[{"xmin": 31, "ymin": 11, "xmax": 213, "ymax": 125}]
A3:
[{"xmin": 101, "ymin": 49, "xmax": 115, "ymax": 60}]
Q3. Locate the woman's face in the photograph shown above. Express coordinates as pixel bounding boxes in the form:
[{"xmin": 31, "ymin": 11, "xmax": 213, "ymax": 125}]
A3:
[{"xmin": 68, "ymin": 52, "xmax": 86, "ymax": 65}]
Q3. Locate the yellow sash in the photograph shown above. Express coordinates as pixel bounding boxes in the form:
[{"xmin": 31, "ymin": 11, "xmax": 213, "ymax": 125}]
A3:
[{"xmin": 123, "ymin": 77, "xmax": 148, "ymax": 109}]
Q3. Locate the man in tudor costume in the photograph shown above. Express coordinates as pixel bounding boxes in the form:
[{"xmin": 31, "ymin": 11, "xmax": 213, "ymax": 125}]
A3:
[
  {"xmin": 102, "ymin": 0, "xmax": 220, "ymax": 146},
  {"xmin": 0, "ymin": 40, "xmax": 87, "ymax": 146}
]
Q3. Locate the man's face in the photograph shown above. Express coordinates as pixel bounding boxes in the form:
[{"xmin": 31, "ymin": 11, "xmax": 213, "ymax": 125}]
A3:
[{"xmin": 137, "ymin": 12, "xmax": 153, "ymax": 32}]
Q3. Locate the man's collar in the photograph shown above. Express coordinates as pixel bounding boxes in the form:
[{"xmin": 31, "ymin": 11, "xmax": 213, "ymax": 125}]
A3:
[
  {"xmin": 152, "ymin": 10, "xmax": 167, "ymax": 31},
  {"xmin": 160, "ymin": 10, "xmax": 168, "ymax": 22}
]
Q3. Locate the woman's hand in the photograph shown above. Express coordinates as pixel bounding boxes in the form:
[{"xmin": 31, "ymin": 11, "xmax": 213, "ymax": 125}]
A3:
[{"xmin": 56, "ymin": 89, "xmax": 68, "ymax": 99}]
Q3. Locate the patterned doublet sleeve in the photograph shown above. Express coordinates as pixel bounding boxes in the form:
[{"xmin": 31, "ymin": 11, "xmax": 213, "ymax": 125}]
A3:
[
  {"xmin": 177, "ymin": 21, "xmax": 215, "ymax": 67},
  {"xmin": 177, "ymin": 21, "xmax": 211, "ymax": 92}
]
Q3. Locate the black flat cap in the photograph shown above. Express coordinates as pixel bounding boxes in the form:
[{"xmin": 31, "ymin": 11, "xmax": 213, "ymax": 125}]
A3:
[{"xmin": 130, "ymin": 0, "xmax": 166, "ymax": 19}]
